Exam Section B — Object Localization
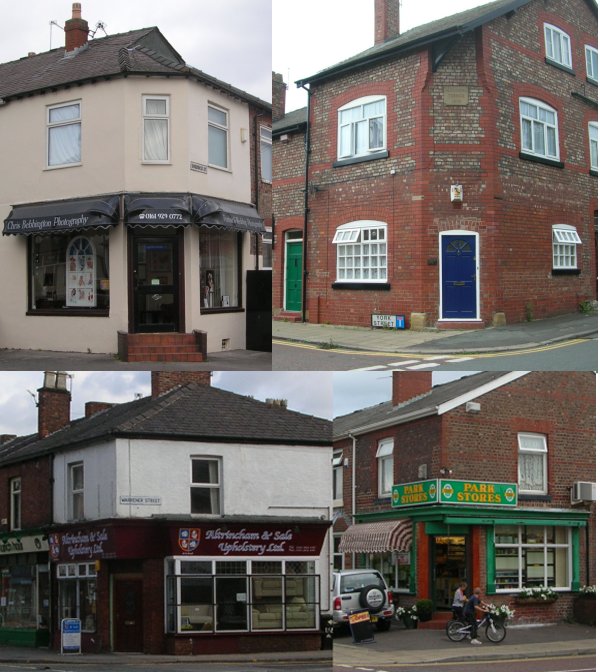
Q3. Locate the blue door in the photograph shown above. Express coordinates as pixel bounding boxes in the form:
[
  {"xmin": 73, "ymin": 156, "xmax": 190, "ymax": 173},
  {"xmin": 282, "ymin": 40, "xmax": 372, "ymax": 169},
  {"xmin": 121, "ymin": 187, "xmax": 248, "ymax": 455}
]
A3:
[{"xmin": 441, "ymin": 234, "xmax": 477, "ymax": 319}]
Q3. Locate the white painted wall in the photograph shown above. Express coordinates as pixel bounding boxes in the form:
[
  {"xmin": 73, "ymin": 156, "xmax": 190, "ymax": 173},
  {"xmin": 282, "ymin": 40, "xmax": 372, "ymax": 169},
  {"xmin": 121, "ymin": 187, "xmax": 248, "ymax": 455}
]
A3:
[{"xmin": 0, "ymin": 75, "xmax": 256, "ymax": 353}]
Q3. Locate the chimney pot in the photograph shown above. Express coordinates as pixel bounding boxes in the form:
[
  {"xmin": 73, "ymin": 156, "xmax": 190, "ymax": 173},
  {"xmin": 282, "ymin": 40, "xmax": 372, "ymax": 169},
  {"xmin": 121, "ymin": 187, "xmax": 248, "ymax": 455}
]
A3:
[
  {"xmin": 64, "ymin": 2, "xmax": 89, "ymax": 53},
  {"xmin": 374, "ymin": 0, "xmax": 400, "ymax": 45},
  {"xmin": 38, "ymin": 371, "xmax": 71, "ymax": 438}
]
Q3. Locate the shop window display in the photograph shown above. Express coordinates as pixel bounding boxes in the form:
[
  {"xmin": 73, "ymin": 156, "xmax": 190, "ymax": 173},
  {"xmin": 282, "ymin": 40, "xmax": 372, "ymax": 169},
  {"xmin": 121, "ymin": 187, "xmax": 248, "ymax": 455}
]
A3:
[
  {"xmin": 199, "ymin": 230, "xmax": 240, "ymax": 309},
  {"xmin": 0, "ymin": 562, "xmax": 49, "ymax": 630},
  {"xmin": 30, "ymin": 234, "xmax": 109, "ymax": 311}
]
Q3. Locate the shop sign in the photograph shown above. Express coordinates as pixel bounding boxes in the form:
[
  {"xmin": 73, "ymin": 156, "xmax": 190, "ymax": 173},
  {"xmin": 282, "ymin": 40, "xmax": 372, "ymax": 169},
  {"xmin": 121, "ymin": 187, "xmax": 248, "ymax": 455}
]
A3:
[
  {"xmin": 439, "ymin": 479, "xmax": 518, "ymax": 506},
  {"xmin": 0, "ymin": 534, "xmax": 48, "ymax": 555},
  {"xmin": 392, "ymin": 479, "xmax": 438, "ymax": 507},
  {"xmin": 49, "ymin": 528, "xmax": 113, "ymax": 561},
  {"xmin": 172, "ymin": 523, "xmax": 328, "ymax": 557},
  {"xmin": 392, "ymin": 479, "xmax": 518, "ymax": 508}
]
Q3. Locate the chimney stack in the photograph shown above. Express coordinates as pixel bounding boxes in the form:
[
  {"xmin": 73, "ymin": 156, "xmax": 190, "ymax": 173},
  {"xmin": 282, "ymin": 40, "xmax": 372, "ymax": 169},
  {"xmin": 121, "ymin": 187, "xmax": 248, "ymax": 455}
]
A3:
[
  {"xmin": 38, "ymin": 371, "xmax": 71, "ymax": 438},
  {"xmin": 65, "ymin": 2, "xmax": 89, "ymax": 53},
  {"xmin": 392, "ymin": 372, "xmax": 432, "ymax": 406},
  {"xmin": 266, "ymin": 398, "xmax": 288, "ymax": 409},
  {"xmin": 151, "ymin": 371, "xmax": 212, "ymax": 398},
  {"xmin": 374, "ymin": 0, "xmax": 399, "ymax": 45},
  {"xmin": 272, "ymin": 72, "xmax": 287, "ymax": 122},
  {"xmin": 85, "ymin": 401, "xmax": 115, "ymax": 418}
]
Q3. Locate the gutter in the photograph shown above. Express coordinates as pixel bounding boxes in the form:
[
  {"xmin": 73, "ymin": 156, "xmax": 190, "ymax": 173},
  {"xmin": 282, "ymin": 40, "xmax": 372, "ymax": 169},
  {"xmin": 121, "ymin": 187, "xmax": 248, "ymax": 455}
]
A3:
[
  {"xmin": 300, "ymin": 85, "xmax": 312, "ymax": 323},
  {"xmin": 333, "ymin": 405, "xmax": 437, "ymax": 442}
]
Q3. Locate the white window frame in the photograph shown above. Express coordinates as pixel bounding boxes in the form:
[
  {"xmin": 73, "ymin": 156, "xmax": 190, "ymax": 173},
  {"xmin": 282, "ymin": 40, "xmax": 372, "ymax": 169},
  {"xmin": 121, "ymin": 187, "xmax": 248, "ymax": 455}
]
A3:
[
  {"xmin": 261, "ymin": 228, "xmax": 272, "ymax": 270},
  {"xmin": 142, "ymin": 95, "xmax": 170, "ymax": 163},
  {"xmin": 190, "ymin": 457, "xmax": 222, "ymax": 515},
  {"xmin": 68, "ymin": 462, "xmax": 84, "ymax": 521},
  {"xmin": 517, "ymin": 433, "xmax": 548, "ymax": 495},
  {"xmin": 260, "ymin": 126, "xmax": 272, "ymax": 182},
  {"xmin": 544, "ymin": 23, "xmax": 572, "ymax": 69},
  {"xmin": 333, "ymin": 451, "xmax": 344, "ymax": 506},
  {"xmin": 376, "ymin": 438, "xmax": 394, "ymax": 498},
  {"xmin": 588, "ymin": 122, "xmax": 598, "ymax": 172},
  {"xmin": 585, "ymin": 45, "xmax": 598, "ymax": 82},
  {"xmin": 337, "ymin": 95, "xmax": 386, "ymax": 160},
  {"xmin": 208, "ymin": 103, "xmax": 229, "ymax": 170},
  {"xmin": 494, "ymin": 525, "xmax": 572, "ymax": 592},
  {"xmin": 332, "ymin": 220, "xmax": 388, "ymax": 283},
  {"xmin": 519, "ymin": 97, "xmax": 559, "ymax": 161},
  {"xmin": 47, "ymin": 100, "xmax": 81, "ymax": 168},
  {"xmin": 552, "ymin": 224, "xmax": 582, "ymax": 270},
  {"xmin": 10, "ymin": 477, "xmax": 21, "ymax": 531}
]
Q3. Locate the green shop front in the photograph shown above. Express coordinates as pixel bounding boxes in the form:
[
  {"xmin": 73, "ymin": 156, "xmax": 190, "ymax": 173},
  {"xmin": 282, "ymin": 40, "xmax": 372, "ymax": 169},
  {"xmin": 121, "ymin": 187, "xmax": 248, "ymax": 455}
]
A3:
[
  {"xmin": 0, "ymin": 532, "xmax": 50, "ymax": 646},
  {"xmin": 347, "ymin": 479, "xmax": 591, "ymax": 622}
]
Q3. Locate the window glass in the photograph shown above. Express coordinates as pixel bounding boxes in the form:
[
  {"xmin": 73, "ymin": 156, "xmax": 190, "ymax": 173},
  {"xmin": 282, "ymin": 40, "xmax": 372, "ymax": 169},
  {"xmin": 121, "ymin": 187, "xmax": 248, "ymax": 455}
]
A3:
[
  {"xmin": 585, "ymin": 45, "xmax": 598, "ymax": 82},
  {"xmin": 69, "ymin": 462, "xmax": 84, "ymax": 521},
  {"xmin": 544, "ymin": 24, "xmax": 572, "ymax": 68},
  {"xmin": 190, "ymin": 458, "xmax": 220, "ymax": 515},
  {"xmin": 518, "ymin": 433, "xmax": 547, "ymax": 493},
  {"xmin": 519, "ymin": 98, "xmax": 559, "ymax": 160},
  {"xmin": 10, "ymin": 478, "xmax": 21, "ymax": 530},
  {"xmin": 338, "ymin": 96, "xmax": 386, "ymax": 159},
  {"xmin": 48, "ymin": 102, "xmax": 81, "ymax": 166},
  {"xmin": 334, "ymin": 221, "xmax": 387, "ymax": 282},
  {"xmin": 31, "ymin": 233, "xmax": 109, "ymax": 311},
  {"xmin": 143, "ymin": 96, "xmax": 169, "ymax": 161},
  {"xmin": 552, "ymin": 225, "xmax": 581, "ymax": 270},
  {"xmin": 200, "ymin": 230, "xmax": 240, "ymax": 308},
  {"xmin": 589, "ymin": 122, "xmax": 598, "ymax": 171},
  {"xmin": 208, "ymin": 105, "xmax": 229, "ymax": 168},
  {"xmin": 260, "ymin": 126, "xmax": 272, "ymax": 182},
  {"xmin": 261, "ymin": 229, "xmax": 272, "ymax": 269}
]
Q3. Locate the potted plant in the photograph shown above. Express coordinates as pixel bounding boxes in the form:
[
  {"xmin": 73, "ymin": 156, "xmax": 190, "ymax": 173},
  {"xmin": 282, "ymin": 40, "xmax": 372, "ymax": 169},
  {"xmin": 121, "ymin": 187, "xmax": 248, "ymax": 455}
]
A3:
[
  {"xmin": 415, "ymin": 598, "xmax": 434, "ymax": 622},
  {"xmin": 573, "ymin": 585, "xmax": 595, "ymax": 626},
  {"xmin": 487, "ymin": 603, "xmax": 514, "ymax": 626},
  {"xmin": 396, "ymin": 605, "xmax": 418, "ymax": 628}
]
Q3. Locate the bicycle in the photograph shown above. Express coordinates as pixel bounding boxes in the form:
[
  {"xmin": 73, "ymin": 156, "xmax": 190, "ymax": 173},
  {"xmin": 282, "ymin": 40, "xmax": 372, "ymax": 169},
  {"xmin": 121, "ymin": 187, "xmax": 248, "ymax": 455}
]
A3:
[{"xmin": 446, "ymin": 610, "xmax": 507, "ymax": 643}]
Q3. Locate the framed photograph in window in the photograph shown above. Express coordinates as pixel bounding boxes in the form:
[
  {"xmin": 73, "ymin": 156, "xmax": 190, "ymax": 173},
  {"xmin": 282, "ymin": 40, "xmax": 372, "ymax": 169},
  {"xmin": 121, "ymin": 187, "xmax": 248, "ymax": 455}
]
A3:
[
  {"xmin": 222, "ymin": 295, "xmax": 230, "ymax": 307},
  {"xmin": 204, "ymin": 270, "xmax": 215, "ymax": 308}
]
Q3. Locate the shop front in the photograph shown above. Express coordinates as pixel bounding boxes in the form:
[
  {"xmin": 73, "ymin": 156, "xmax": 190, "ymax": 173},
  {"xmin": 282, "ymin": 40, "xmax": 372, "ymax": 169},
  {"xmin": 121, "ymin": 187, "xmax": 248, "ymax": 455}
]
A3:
[
  {"xmin": 2, "ymin": 192, "xmax": 265, "ymax": 356},
  {"xmin": 0, "ymin": 531, "xmax": 50, "ymax": 647},
  {"xmin": 47, "ymin": 517, "xmax": 330, "ymax": 654},
  {"xmin": 348, "ymin": 479, "xmax": 591, "ymax": 623}
]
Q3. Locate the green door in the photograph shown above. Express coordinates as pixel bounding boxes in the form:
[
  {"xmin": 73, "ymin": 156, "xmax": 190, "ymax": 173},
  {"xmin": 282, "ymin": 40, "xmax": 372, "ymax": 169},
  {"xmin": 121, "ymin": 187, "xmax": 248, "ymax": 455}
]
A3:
[{"xmin": 285, "ymin": 241, "xmax": 302, "ymax": 312}]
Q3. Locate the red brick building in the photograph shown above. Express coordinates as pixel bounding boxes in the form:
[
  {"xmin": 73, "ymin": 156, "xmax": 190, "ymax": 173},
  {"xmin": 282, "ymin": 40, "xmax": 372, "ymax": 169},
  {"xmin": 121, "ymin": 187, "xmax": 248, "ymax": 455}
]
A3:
[
  {"xmin": 273, "ymin": 0, "xmax": 598, "ymax": 329},
  {"xmin": 333, "ymin": 371, "xmax": 596, "ymax": 624}
]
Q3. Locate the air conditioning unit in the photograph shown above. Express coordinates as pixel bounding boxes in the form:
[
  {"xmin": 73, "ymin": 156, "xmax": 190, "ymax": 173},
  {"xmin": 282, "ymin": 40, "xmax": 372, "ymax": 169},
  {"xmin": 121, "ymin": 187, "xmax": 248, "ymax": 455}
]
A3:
[{"xmin": 572, "ymin": 481, "xmax": 596, "ymax": 503}]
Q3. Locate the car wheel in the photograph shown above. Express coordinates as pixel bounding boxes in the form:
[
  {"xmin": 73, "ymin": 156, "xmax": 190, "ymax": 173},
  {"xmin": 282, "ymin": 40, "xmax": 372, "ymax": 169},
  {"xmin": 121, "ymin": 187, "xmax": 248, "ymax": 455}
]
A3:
[{"xmin": 358, "ymin": 585, "xmax": 386, "ymax": 613}]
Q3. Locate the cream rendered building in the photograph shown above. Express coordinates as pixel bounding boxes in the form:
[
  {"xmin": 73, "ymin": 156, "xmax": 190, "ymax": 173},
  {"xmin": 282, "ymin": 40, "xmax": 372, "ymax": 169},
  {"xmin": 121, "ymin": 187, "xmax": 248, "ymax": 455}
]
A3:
[{"xmin": 0, "ymin": 5, "xmax": 271, "ymax": 358}]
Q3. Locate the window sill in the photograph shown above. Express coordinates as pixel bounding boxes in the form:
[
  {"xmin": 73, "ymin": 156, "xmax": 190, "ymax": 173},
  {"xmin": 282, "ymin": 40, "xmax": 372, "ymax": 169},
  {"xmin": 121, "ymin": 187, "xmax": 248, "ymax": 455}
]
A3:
[
  {"xmin": 585, "ymin": 76, "xmax": 598, "ymax": 87},
  {"xmin": 332, "ymin": 282, "xmax": 390, "ymax": 290},
  {"xmin": 208, "ymin": 164, "xmax": 232, "ymax": 173},
  {"xmin": 544, "ymin": 58, "xmax": 575, "ymax": 76},
  {"xmin": 551, "ymin": 268, "xmax": 581, "ymax": 276},
  {"xmin": 142, "ymin": 160, "xmax": 172, "ymax": 165},
  {"xmin": 200, "ymin": 307, "xmax": 244, "ymax": 315},
  {"xmin": 518, "ymin": 494, "xmax": 551, "ymax": 502},
  {"xmin": 44, "ymin": 162, "xmax": 82, "ymax": 171},
  {"xmin": 571, "ymin": 91, "xmax": 598, "ymax": 107},
  {"xmin": 333, "ymin": 150, "xmax": 389, "ymax": 168},
  {"xmin": 27, "ymin": 308, "xmax": 109, "ymax": 317},
  {"xmin": 519, "ymin": 152, "xmax": 564, "ymax": 169},
  {"xmin": 590, "ymin": 169, "xmax": 598, "ymax": 177}
]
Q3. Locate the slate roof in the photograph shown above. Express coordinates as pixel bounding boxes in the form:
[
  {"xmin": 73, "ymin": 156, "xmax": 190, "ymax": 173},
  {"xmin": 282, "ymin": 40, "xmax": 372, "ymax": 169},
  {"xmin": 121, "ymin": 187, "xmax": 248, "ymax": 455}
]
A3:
[
  {"xmin": 297, "ymin": 0, "xmax": 598, "ymax": 86},
  {"xmin": 0, "ymin": 27, "xmax": 270, "ymax": 111},
  {"xmin": 0, "ymin": 383, "xmax": 332, "ymax": 467},
  {"xmin": 333, "ymin": 372, "xmax": 518, "ymax": 439},
  {"xmin": 273, "ymin": 106, "xmax": 308, "ymax": 136}
]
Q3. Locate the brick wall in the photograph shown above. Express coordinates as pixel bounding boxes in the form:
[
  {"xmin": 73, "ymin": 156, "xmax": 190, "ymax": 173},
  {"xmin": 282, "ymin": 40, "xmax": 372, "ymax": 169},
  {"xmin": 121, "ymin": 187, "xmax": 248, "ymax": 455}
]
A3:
[
  {"xmin": 273, "ymin": 0, "xmax": 597, "ymax": 326},
  {"xmin": 0, "ymin": 458, "xmax": 53, "ymax": 530}
]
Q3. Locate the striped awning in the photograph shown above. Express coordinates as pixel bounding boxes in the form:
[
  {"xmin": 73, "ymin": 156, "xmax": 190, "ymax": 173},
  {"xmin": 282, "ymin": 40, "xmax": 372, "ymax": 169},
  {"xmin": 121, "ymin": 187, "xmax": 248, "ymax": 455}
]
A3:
[{"xmin": 339, "ymin": 519, "xmax": 412, "ymax": 554}]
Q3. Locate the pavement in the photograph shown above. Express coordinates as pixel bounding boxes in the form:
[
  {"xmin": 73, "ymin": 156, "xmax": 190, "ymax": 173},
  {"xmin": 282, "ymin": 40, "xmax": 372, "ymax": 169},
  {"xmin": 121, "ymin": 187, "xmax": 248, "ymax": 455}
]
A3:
[
  {"xmin": 0, "ymin": 348, "xmax": 272, "ymax": 371},
  {"xmin": 0, "ymin": 623, "xmax": 594, "ymax": 666},
  {"xmin": 334, "ymin": 621, "xmax": 596, "ymax": 666},
  {"xmin": 272, "ymin": 312, "xmax": 598, "ymax": 355}
]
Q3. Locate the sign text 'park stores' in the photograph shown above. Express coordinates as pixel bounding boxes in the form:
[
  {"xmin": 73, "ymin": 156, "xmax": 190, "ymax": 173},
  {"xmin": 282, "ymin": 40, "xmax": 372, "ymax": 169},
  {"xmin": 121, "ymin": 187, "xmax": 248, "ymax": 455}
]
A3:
[{"xmin": 392, "ymin": 479, "xmax": 518, "ymax": 508}]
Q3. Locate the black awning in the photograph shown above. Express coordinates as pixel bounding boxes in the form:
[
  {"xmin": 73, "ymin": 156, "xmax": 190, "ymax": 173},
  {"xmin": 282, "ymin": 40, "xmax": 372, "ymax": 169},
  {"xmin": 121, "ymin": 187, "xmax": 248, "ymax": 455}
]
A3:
[
  {"xmin": 3, "ymin": 195, "xmax": 120, "ymax": 235},
  {"xmin": 124, "ymin": 194, "xmax": 192, "ymax": 226},
  {"xmin": 192, "ymin": 195, "xmax": 265, "ymax": 233}
]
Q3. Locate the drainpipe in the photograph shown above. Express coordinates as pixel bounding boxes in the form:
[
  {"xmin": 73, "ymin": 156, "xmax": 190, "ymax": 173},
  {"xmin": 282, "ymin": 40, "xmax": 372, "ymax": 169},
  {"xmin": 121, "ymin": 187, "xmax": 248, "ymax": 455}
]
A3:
[
  {"xmin": 253, "ymin": 109, "xmax": 265, "ymax": 272},
  {"xmin": 349, "ymin": 433, "xmax": 357, "ymax": 569},
  {"xmin": 300, "ymin": 84, "xmax": 312, "ymax": 323}
]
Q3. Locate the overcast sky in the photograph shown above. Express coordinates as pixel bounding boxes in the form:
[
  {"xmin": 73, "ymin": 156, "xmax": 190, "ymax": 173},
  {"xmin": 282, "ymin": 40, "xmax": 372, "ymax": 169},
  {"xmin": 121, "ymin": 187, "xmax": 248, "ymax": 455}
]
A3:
[
  {"xmin": 274, "ymin": 0, "xmax": 496, "ymax": 112},
  {"xmin": 0, "ymin": 0, "xmax": 271, "ymax": 101},
  {"xmin": 0, "ymin": 371, "xmax": 479, "ymax": 435}
]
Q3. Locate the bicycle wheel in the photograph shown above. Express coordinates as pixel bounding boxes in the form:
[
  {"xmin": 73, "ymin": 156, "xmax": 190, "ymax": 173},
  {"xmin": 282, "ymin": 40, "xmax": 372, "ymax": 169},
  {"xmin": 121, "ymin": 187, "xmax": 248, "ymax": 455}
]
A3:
[
  {"xmin": 446, "ymin": 619, "xmax": 468, "ymax": 642},
  {"xmin": 485, "ymin": 621, "xmax": 506, "ymax": 643}
]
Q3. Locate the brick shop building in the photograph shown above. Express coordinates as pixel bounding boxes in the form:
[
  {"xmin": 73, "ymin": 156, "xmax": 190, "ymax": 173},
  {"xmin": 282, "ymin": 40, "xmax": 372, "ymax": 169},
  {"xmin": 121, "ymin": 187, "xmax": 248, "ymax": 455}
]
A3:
[
  {"xmin": 273, "ymin": 0, "xmax": 597, "ymax": 329},
  {"xmin": 0, "ymin": 372, "xmax": 332, "ymax": 654},
  {"xmin": 333, "ymin": 372, "xmax": 595, "ymax": 624}
]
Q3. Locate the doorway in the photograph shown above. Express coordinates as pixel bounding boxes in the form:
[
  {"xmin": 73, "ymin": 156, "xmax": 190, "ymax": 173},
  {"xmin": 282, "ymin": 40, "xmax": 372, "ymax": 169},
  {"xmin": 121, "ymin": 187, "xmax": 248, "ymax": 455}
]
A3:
[
  {"xmin": 284, "ymin": 236, "xmax": 302, "ymax": 312},
  {"xmin": 433, "ymin": 536, "xmax": 467, "ymax": 609},
  {"xmin": 440, "ymin": 233, "xmax": 478, "ymax": 319},
  {"xmin": 114, "ymin": 578, "xmax": 143, "ymax": 652},
  {"xmin": 131, "ymin": 232, "xmax": 181, "ymax": 332}
]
